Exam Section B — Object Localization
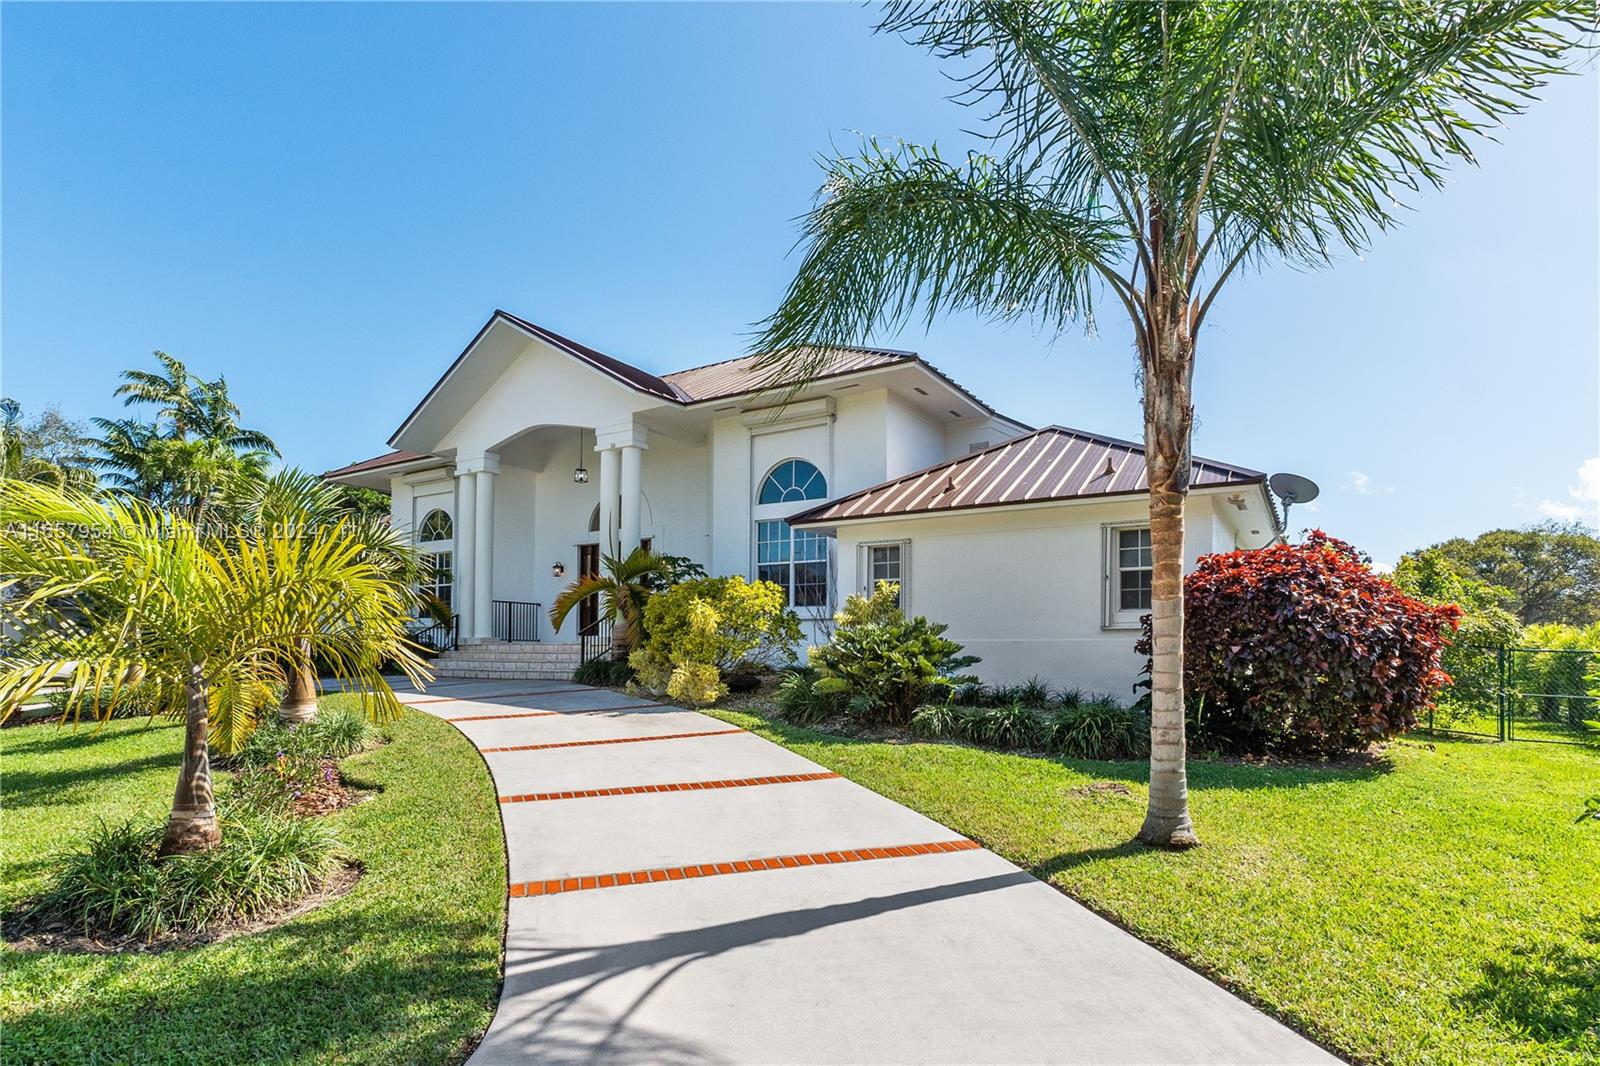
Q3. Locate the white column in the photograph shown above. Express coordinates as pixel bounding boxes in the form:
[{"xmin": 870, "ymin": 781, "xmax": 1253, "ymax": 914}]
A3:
[
  {"xmin": 454, "ymin": 471, "xmax": 477, "ymax": 639},
  {"xmin": 597, "ymin": 446, "xmax": 620, "ymax": 558},
  {"xmin": 619, "ymin": 444, "xmax": 643, "ymax": 556},
  {"xmin": 473, "ymin": 466, "xmax": 497, "ymax": 639}
]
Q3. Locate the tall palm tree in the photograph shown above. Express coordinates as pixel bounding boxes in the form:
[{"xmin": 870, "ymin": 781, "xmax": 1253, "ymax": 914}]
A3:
[
  {"xmin": 89, "ymin": 353, "xmax": 281, "ymax": 514},
  {"xmin": 0, "ymin": 481, "xmax": 428, "ymax": 853},
  {"xmin": 755, "ymin": 0, "xmax": 1590, "ymax": 846},
  {"xmin": 549, "ymin": 546, "xmax": 670, "ymax": 658},
  {"xmin": 114, "ymin": 351, "xmax": 202, "ymax": 437}
]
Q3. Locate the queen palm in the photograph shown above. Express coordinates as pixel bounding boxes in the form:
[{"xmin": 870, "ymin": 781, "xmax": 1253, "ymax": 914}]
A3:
[
  {"xmin": 549, "ymin": 546, "xmax": 670, "ymax": 658},
  {"xmin": 0, "ymin": 481, "xmax": 428, "ymax": 854},
  {"xmin": 756, "ymin": 0, "xmax": 1590, "ymax": 846}
]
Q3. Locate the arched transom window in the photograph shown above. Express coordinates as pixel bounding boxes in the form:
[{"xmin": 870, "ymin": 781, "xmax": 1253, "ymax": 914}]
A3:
[
  {"xmin": 758, "ymin": 460, "xmax": 827, "ymax": 505},
  {"xmin": 418, "ymin": 509, "xmax": 453, "ymax": 544}
]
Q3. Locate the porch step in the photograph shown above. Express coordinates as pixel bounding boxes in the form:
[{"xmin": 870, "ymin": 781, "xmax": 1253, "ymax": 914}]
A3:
[{"xmin": 432, "ymin": 640, "xmax": 583, "ymax": 681}]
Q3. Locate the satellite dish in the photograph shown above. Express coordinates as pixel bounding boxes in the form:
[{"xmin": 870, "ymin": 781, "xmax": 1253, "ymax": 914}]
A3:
[{"xmin": 1268, "ymin": 472, "xmax": 1320, "ymax": 529}]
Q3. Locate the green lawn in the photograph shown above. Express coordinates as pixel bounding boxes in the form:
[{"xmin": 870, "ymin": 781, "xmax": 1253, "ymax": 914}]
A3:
[
  {"xmin": 1, "ymin": 696, "xmax": 505, "ymax": 1065},
  {"xmin": 709, "ymin": 708, "xmax": 1600, "ymax": 1066}
]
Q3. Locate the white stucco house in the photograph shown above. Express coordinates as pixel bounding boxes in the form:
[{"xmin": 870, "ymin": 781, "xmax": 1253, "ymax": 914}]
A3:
[{"xmin": 325, "ymin": 309, "xmax": 1283, "ymax": 694}]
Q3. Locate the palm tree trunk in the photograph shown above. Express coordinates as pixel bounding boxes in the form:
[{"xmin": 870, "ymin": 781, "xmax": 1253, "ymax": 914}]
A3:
[
  {"xmin": 1136, "ymin": 299, "xmax": 1200, "ymax": 849},
  {"xmin": 278, "ymin": 639, "xmax": 318, "ymax": 726},
  {"xmin": 160, "ymin": 664, "xmax": 221, "ymax": 854}
]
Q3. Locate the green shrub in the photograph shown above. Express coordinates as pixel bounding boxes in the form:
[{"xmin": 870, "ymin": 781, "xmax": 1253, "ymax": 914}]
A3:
[
  {"xmin": 573, "ymin": 656, "xmax": 635, "ymax": 687},
  {"xmin": 307, "ymin": 703, "xmax": 385, "ymax": 758},
  {"xmin": 809, "ymin": 582, "xmax": 978, "ymax": 726},
  {"xmin": 962, "ymin": 703, "xmax": 1047, "ymax": 748},
  {"xmin": 233, "ymin": 705, "xmax": 382, "ymax": 769},
  {"xmin": 775, "ymin": 669, "xmax": 841, "ymax": 725},
  {"xmin": 32, "ymin": 803, "xmax": 340, "ymax": 939},
  {"xmin": 40, "ymin": 678, "xmax": 171, "ymax": 721},
  {"xmin": 1046, "ymin": 698, "xmax": 1149, "ymax": 760},
  {"xmin": 909, "ymin": 702, "xmax": 961, "ymax": 738},
  {"xmin": 1016, "ymin": 677, "xmax": 1054, "ymax": 708},
  {"xmin": 630, "ymin": 576, "xmax": 801, "ymax": 702},
  {"xmin": 1391, "ymin": 549, "xmax": 1523, "ymax": 724}
]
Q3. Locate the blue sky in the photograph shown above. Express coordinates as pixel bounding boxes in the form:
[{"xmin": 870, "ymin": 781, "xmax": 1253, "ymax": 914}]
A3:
[{"xmin": 3, "ymin": 2, "xmax": 1596, "ymax": 567}]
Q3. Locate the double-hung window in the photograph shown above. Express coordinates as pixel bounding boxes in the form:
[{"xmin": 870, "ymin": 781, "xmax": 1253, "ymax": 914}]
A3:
[
  {"xmin": 757, "ymin": 521, "xmax": 830, "ymax": 607},
  {"xmin": 1104, "ymin": 524, "xmax": 1152, "ymax": 627},
  {"xmin": 862, "ymin": 541, "xmax": 909, "ymax": 608}
]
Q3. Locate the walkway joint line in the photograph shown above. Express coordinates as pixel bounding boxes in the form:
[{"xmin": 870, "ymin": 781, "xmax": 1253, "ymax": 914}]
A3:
[
  {"xmin": 508, "ymin": 839, "xmax": 981, "ymax": 897},
  {"xmin": 498, "ymin": 771, "xmax": 841, "ymax": 804}
]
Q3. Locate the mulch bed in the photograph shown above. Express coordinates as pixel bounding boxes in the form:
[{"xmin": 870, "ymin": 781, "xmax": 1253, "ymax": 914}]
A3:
[{"xmin": 3, "ymin": 862, "xmax": 363, "ymax": 956}]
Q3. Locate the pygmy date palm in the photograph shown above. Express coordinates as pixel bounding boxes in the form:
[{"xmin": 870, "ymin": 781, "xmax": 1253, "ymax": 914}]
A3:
[
  {"xmin": 756, "ymin": 0, "xmax": 1592, "ymax": 845},
  {"xmin": 0, "ymin": 482, "xmax": 428, "ymax": 854},
  {"xmin": 550, "ymin": 546, "xmax": 670, "ymax": 658}
]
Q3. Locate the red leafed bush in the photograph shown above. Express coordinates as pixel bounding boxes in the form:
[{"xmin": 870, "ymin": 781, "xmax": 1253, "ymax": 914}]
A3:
[{"xmin": 1137, "ymin": 531, "xmax": 1461, "ymax": 757}]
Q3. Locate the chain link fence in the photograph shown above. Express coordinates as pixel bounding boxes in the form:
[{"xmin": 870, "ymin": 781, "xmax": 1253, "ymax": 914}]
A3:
[{"xmin": 1424, "ymin": 644, "xmax": 1599, "ymax": 746}]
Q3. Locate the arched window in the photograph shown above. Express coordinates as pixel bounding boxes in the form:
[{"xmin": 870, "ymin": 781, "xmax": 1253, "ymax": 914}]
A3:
[
  {"xmin": 758, "ymin": 460, "xmax": 827, "ymax": 505},
  {"xmin": 414, "ymin": 509, "xmax": 453, "ymax": 612},
  {"xmin": 418, "ymin": 509, "xmax": 453, "ymax": 544},
  {"xmin": 754, "ymin": 460, "xmax": 831, "ymax": 609}
]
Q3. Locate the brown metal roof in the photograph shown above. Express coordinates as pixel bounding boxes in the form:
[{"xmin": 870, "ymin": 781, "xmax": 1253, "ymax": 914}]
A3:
[
  {"xmin": 662, "ymin": 347, "xmax": 911, "ymax": 403},
  {"xmin": 390, "ymin": 311, "xmax": 1027, "ymax": 447},
  {"xmin": 495, "ymin": 310, "xmax": 689, "ymax": 402},
  {"xmin": 788, "ymin": 427, "xmax": 1266, "ymax": 526},
  {"xmin": 322, "ymin": 449, "xmax": 437, "ymax": 479}
]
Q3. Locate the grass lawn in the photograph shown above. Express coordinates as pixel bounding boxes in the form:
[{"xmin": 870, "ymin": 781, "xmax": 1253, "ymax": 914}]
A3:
[
  {"xmin": 1, "ymin": 695, "xmax": 505, "ymax": 1065},
  {"xmin": 709, "ymin": 708, "xmax": 1600, "ymax": 1066}
]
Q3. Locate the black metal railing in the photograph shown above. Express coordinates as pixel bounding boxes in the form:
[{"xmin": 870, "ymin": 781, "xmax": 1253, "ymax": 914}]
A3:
[
  {"xmin": 492, "ymin": 600, "xmax": 542, "ymax": 643},
  {"xmin": 412, "ymin": 616, "xmax": 458, "ymax": 653},
  {"xmin": 579, "ymin": 618, "xmax": 614, "ymax": 664}
]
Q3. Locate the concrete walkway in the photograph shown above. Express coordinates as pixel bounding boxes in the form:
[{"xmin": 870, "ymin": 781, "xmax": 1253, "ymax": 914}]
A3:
[{"xmin": 396, "ymin": 678, "xmax": 1338, "ymax": 1066}]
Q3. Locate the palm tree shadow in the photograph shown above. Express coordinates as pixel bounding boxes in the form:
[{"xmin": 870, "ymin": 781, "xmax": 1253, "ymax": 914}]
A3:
[
  {"xmin": 481, "ymin": 871, "xmax": 1035, "ymax": 1064},
  {"xmin": 1457, "ymin": 912, "xmax": 1600, "ymax": 1052}
]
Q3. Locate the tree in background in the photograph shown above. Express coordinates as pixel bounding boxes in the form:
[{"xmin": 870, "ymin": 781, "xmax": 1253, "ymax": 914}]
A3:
[
  {"xmin": 1390, "ymin": 549, "xmax": 1522, "ymax": 722},
  {"xmin": 0, "ymin": 481, "xmax": 426, "ymax": 853},
  {"xmin": 756, "ymin": 0, "xmax": 1591, "ymax": 846},
  {"xmin": 1407, "ymin": 522, "xmax": 1600, "ymax": 627},
  {"xmin": 85, "ymin": 351, "xmax": 280, "ymax": 515},
  {"xmin": 0, "ymin": 398, "xmax": 95, "ymax": 490}
]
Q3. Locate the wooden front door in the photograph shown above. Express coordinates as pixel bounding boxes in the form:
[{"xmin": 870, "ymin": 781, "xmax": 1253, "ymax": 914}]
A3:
[{"xmin": 578, "ymin": 543, "xmax": 600, "ymax": 635}]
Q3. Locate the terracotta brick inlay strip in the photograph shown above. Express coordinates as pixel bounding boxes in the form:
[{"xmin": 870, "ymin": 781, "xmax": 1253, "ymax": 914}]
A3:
[
  {"xmin": 480, "ymin": 727, "xmax": 745, "ymax": 753},
  {"xmin": 508, "ymin": 839, "xmax": 982, "ymax": 897},
  {"xmin": 447, "ymin": 710, "xmax": 564, "ymax": 722},
  {"xmin": 499, "ymin": 771, "xmax": 840, "ymax": 804}
]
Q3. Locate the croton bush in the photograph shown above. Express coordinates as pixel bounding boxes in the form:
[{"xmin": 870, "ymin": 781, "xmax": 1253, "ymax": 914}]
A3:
[{"xmin": 1138, "ymin": 531, "xmax": 1461, "ymax": 757}]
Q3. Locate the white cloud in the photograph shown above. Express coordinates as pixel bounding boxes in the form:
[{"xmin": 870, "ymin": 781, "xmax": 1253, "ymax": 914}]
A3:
[
  {"xmin": 1346, "ymin": 471, "xmax": 1394, "ymax": 496},
  {"xmin": 1371, "ymin": 560, "xmax": 1395, "ymax": 575},
  {"xmin": 1536, "ymin": 457, "xmax": 1600, "ymax": 524}
]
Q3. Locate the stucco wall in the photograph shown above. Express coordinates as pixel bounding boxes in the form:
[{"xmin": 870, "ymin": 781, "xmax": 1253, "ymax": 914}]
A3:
[{"xmin": 829, "ymin": 494, "xmax": 1226, "ymax": 699}]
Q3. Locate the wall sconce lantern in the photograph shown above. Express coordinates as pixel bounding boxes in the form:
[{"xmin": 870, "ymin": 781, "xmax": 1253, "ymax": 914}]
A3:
[
  {"xmin": 572, "ymin": 428, "xmax": 590, "ymax": 484},
  {"xmin": 551, "ymin": 561, "xmax": 566, "ymax": 579}
]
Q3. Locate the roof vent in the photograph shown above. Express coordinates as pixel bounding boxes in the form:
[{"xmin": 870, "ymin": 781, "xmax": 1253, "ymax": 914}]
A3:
[
  {"xmin": 942, "ymin": 474, "xmax": 959, "ymax": 493},
  {"xmin": 947, "ymin": 409, "xmax": 962, "ymax": 418},
  {"xmin": 1098, "ymin": 456, "xmax": 1116, "ymax": 478},
  {"xmin": 913, "ymin": 386, "xmax": 929, "ymax": 396}
]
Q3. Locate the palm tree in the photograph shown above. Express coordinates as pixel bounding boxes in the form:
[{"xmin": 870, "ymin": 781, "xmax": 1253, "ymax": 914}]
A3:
[
  {"xmin": 755, "ymin": 1, "xmax": 1590, "ymax": 847},
  {"xmin": 0, "ymin": 481, "xmax": 428, "ymax": 853},
  {"xmin": 219, "ymin": 467, "xmax": 427, "ymax": 725},
  {"xmin": 114, "ymin": 351, "xmax": 202, "ymax": 437},
  {"xmin": 549, "ymin": 546, "xmax": 670, "ymax": 658},
  {"xmin": 89, "ymin": 352, "xmax": 282, "ymax": 513}
]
